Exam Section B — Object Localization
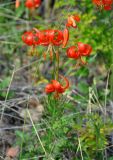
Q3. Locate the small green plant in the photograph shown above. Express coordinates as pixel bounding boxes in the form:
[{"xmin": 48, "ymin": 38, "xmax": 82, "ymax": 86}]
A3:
[
  {"xmin": 0, "ymin": 77, "xmax": 14, "ymax": 99},
  {"xmin": 73, "ymin": 113, "xmax": 113, "ymax": 159}
]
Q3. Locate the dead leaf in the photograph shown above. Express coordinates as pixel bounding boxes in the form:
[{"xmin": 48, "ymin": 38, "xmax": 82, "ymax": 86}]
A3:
[{"xmin": 6, "ymin": 146, "xmax": 19, "ymax": 158}]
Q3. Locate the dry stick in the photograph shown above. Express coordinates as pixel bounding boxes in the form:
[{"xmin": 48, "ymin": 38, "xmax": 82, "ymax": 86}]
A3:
[
  {"xmin": 72, "ymin": 89, "xmax": 89, "ymax": 102},
  {"xmin": 0, "ymin": 101, "xmax": 22, "ymax": 115},
  {"xmin": 0, "ymin": 97, "xmax": 27, "ymax": 109},
  {"xmin": 98, "ymin": 144, "xmax": 113, "ymax": 151},
  {"xmin": 15, "ymin": 58, "xmax": 42, "ymax": 72},
  {"xmin": 78, "ymin": 137, "xmax": 84, "ymax": 160},
  {"xmin": 0, "ymin": 97, "xmax": 25, "ymax": 116},
  {"xmin": 0, "ymin": 41, "xmax": 19, "ymax": 45},
  {"xmin": 0, "ymin": 34, "xmax": 21, "ymax": 39},
  {"xmin": 104, "ymin": 67, "xmax": 111, "ymax": 116},
  {"xmin": 86, "ymin": 87, "xmax": 104, "ymax": 114},
  {"xmin": 0, "ymin": 12, "xmax": 27, "ymax": 23},
  {"xmin": 92, "ymin": 90, "xmax": 104, "ymax": 114},
  {"xmin": 1, "ymin": 65, "xmax": 16, "ymax": 121},
  {"xmin": 27, "ymin": 108, "xmax": 47, "ymax": 154},
  {"xmin": 0, "ymin": 112, "xmax": 23, "ymax": 121},
  {"xmin": 87, "ymin": 87, "xmax": 93, "ymax": 114},
  {"xmin": 89, "ymin": 90, "xmax": 104, "ymax": 114},
  {"xmin": 27, "ymin": 97, "xmax": 54, "ymax": 160},
  {"xmin": 0, "ymin": 125, "xmax": 47, "ymax": 132},
  {"xmin": 67, "ymin": 94, "xmax": 82, "ymax": 104}
]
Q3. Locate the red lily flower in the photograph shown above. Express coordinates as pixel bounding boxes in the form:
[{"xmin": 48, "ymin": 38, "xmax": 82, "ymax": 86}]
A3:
[
  {"xmin": 22, "ymin": 31, "xmax": 35, "ymax": 46},
  {"xmin": 45, "ymin": 84, "xmax": 55, "ymax": 93},
  {"xmin": 51, "ymin": 30, "xmax": 64, "ymax": 46},
  {"xmin": 22, "ymin": 28, "xmax": 68, "ymax": 59},
  {"xmin": 51, "ymin": 80, "xmax": 65, "ymax": 93},
  {"xmin": 45, "ymin": 75, "xmax": 69, "ymax": 98},
  {"xmin": 25, "ymin": 0, "xmax": 41, "ymax": 9},
  {"xmin": 34, "ymin": 0, "xmax": 41, "ymax": 7},
  {"xmin": 66, "ymin": 43, "xmax": 92, "ymax": 64},
  {"xmin": 22, "ymin": 28, "xmax": 68, "ymax": 48},
  {"xmin": 92, "ymin": 0, "xmax": 113, "ymax": 10},
  {"xmin": 78, "ymin": 42, "xmax": 92, "ymax": 56},
  {"xmin": 38, "ymin": 30, "xmax": 50, "ymax": 46},
  {"xmin": 41, "ymin": 30, "xmax": 64, "ymax": 46},
  {"xmin": 93, "ymin": 0, "xmax": 103, "ymax": 5},
  {"xmin": 104, "ymin": 5, "xmax": 112, "ymax": 10},
  {"xmin": 22, "ymin": 30, "xmax": 41, "ymax": 46},
  {"xmin": 67, "ymin": 46, "xmax": 80, "ymax": 59},
  {"xmin": 33, "ymin": 29, "xmax": 64, "ymax": 46}
]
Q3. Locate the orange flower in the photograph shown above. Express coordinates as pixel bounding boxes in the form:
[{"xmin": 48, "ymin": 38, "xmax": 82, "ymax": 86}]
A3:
[
  {"xmin": 66, "ymin": 15, "xmax": 80, "ymax": 28},
  {"xmin": 45, "ymin": 75, "xmax": 69, "ymax": 98},
  {"xmin": 62, "ymin": 28, "xmax": 69, "ymax": 48},
  {"xmin": 15, "ymin": 0, "xmax": 20, "ymax": 8}
]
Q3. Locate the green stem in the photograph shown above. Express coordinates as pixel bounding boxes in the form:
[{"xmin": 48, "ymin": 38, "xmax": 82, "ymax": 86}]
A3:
[
  {"xmin": 108, "ymin": 13, "xmax": 113, "ymax": 100},
  {"xmin": 51, "ymin": 46, "xmax": 56, "ymax": 79},
  {"xmin": 56, "ymin": 51, "xmax": 59, "ymax": 81},
  {"xmin": 110, "ymin": 65, "xmax": 113, "ymax": 100},
  {"xmin": 53, "ymin": 47, "xmax": 59, "ymax": 81}
]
